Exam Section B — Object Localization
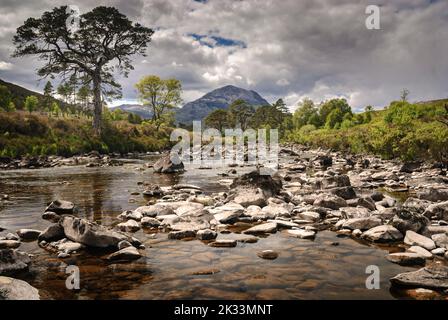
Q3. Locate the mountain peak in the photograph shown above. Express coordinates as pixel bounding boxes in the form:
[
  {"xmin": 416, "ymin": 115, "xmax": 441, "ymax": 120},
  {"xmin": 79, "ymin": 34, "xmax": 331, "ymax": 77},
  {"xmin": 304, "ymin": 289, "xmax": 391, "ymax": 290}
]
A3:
[{"xmin": 175, "ymin": 85, "xmax": 269, "ymax": 125}]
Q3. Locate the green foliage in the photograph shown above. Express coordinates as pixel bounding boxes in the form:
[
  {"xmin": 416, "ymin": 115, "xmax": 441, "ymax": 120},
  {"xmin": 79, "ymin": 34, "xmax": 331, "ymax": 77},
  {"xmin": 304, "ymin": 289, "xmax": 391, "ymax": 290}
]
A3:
[
  {"xmin": 227, "ymin": 99, "xmax": 255, "ymax": 130},
  {"xmin": 204, "ymin": 109, "xmax": 229, "ymax": 133},
  {"xmin": 24, "ymin": 95, "xmax": 38, "ymax": 113},
  {"xmin": 0, "ymin": 85, "xmax": 12, "ymax": 111}
]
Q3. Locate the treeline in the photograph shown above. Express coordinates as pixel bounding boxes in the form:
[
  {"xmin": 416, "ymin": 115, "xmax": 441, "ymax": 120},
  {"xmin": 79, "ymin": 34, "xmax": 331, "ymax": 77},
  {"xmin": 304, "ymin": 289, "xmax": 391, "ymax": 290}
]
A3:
[
  {"xmin": 287, "ymin": 97, "xmax": 448, "ymax": 162},
  {"xmin": 204, "ymin": 98, "xmax": 292, "ymax": 137}
]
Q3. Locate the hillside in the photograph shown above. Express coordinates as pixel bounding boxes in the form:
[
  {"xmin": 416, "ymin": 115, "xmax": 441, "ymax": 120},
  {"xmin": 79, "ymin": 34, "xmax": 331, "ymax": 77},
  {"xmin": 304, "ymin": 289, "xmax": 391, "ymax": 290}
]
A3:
[
  {"xmin": 109, "ymin": 104, "xmax": 153, "ymax": 119},
  {"xmin": 175, "ymin": 85, "xmax": 269, "ymax": 125}
]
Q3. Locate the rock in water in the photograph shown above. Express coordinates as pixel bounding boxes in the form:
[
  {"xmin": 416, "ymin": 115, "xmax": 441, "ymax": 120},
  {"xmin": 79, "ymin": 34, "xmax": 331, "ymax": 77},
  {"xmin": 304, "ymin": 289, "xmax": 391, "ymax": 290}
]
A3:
[
  {"xmin": 342, "ymin": 217, "xmax": 382, "ymax": 231},
  {"xmin": 38, "ymin": 224, "xmax": 65, "ymax": 242},
  {"xmin": 404, "ymin": 231, "xmax": 436, "ymax": 251},
  {"xmin": 390, "ymin": 266, "xmax": 448, "ymax": 289},
  {"xmin": 107, "ymin": 246, "xmax": 141, "ymax": 262},
  {"xmin": 257, "ymin": 250, "xmax": 279, "ymax": 260},
  {"xmin": 386, "ymin": 252, "xmax": 426, "ymax": 266},
  {"xmin": 243, "ymin": 222, "xmax": 277, "ymax": 235},
  {"xmin": 392, "ymin": 209, "xmax": 429, "ymax": 234},
  {"xmin": 153, "ymin": 153, "xmax": 184, "ymax": 174},
  {"xmin": 16, "ymin": 229, "xmax": 42, "ymax": 240},
  {"xmin": 117, "ymin": 219, "xmax": 141, "ymax": 233},
  {"xmin": 61, "ymin": 215, "xmax": 132, "ymax": 248},
  {"xmin": 0, "ymin": 249, "xmax": 31, "ymax": 275},
  {"xmin": 45, "ymin": 200, "xmax": 75, "ymax": 215},
  {"xmin": 209, "ymin": 239, "xmax": 237, "ymax": 247},
  {"xmin": 287, "ymin": 229, "xmax": 316, "ymax": 239},
  {"xmin": 196, "ymin": 229, "xmax": 218, "ymax": 240},
  {"xmin": 0, "ymin": 240, "xmax": 21, "ymax": 249},
  {"xmin": 362, "ymin": 225, "xmax": 403, "ymax": 242},
  {"xmin": 0, "ymin": 276, "xmax": 40, "ymax": 300}
]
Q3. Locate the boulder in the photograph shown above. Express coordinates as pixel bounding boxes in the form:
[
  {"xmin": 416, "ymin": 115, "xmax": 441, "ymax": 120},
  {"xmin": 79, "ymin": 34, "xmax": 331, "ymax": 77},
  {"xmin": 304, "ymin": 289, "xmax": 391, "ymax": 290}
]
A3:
[
  {"xmin": 41, "ymin": 211, "xmax": 61, "ymax": 223},
  {"xmin": 134, "ymin": 205, "xmax": 169, "ymax": 217},
  {"xmin": 342, "ymin": 217, "xmax": 382, "ymax": 231},
  {"xmin": 0, "ymin": 277, "xmax": 40, "ymax": 300},
  {"xmin": 243, "ymin": 222, "xmax": 277, "ymax": 235},
  {"xmin": 267, "ymin": 220, "xmax": 299, "ymax": 229},
  {"xmin": 117, "ymin": 210, "xmax": 143, "ymax": 221},
  {"xmin": 261, "ymin": 204, "xmax": 291, "ymax": 218},
  {"xmin": 140, "ymin": 217, "xmax": 161, "ymax": 228},
  {"xmin": 45, "ymin": 200, "xmax": 75, "ymax": 215},
  {"xmin": 319, "ymin": 175, "xmax": 351, "ymax": 189},
  {"xmin": 362, "ymin": 225, "xmax": 403, "ymax": 242},
  {"xmin": 51, "ymin": 239, "xmax": 84, "ymax": 254},
  {"xmin": 400, "ymin": 161, "xmax": 421, "ymax": 173},
  {"xmin": 408, "ymin": 246, "xmax": 433, "ymax": 259},
  {"xmin": 417, "ymin": 188, "xmax": 448, "ymax": 202},
  {"xmin": 168, "ymin": 230, "xmax": 196, "ymax": 240},
  {"xmin": 356, "ymin": 197, "xmax": 376, "ymax": 211},
  {"xmin": 294, "ymin": 211, "xmax": 321, "ymax": 222},
  {"xmin": 313, "ymin": 194, "xmax": 347, "ymax": 210},
  {"xmin": 0, "ymin": 249, "xmax": 31, "ymax": 275},
  {"xmin": 107, "ymin": 246, "xmax": 141, "ymax": 262},
  {"xmin": 0, "ymin": 240, "xmax": 21, "ymax": 249},
  {"xmin": 386, "ymin": 252, "xmax": 426, "ymax": 266},
  {"xmin": 16, "ymin": 229, "xmax": 41, "ymax": 241},
  {"xmin": 423, "ymin": 201, "xmax": 448, "ymax": 221},
  {"xmin": 230, "ymin": 170, "xmax": 282, "ymax": 196},
  {"xmin": 116, "ymin": 220, "xmax": 141, "ymax": 233},
  {"xmin": 328, "ymin": 186, "xmax": 357, "ymax": 200},
  {"xmin": 197, "ymin": 229, "xmax": 218, "ymax": 241},
  {"xmin": 153, "ymin": 153, "xmax": 184, "ymax": 173},
  {"xmin": 61, "ymin": 215, "xmax": 132, "ymax": 248},
  {"xmin": 390, "ymin": 266, "xmax": 448, "ymax": 289},
  {"xmin": 38, "ymin": 224, "xmax": 65, "ymax": 242},
  {"xmin": 340, "ymin": 206, "xmax": 371, "ymax": 219},
  {"xmin": 210, "ymin": 203, "xmax": 245, "ymax": 224},
  {"xmin": 431, "ymin": 233, "xmax": 448, "ymax": 249},
  {"xmin": 392, "ymin": 209, "xmax": 429, "ymax": 234},
  {"xmin": 233, "ymin": 189, "xmax": 267, "ymax": 208},
  {"xmin": 403, "ymin": 198, "xmax": 433, "ymax": 214},
  {"xmin": 404, "ymin": 230, "xmax": 436, "ymax": 251}
]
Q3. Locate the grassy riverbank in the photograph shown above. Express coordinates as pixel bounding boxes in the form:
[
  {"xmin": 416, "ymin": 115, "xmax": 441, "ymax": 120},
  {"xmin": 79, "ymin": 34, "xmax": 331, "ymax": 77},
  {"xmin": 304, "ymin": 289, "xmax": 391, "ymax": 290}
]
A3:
[
  {"xmin": 0, "ymin": 111, "xmax": 173, "ymax": 158},
  {"xmin": 286, "ymin": 99, "xmax": 448, "ymax": 162}
]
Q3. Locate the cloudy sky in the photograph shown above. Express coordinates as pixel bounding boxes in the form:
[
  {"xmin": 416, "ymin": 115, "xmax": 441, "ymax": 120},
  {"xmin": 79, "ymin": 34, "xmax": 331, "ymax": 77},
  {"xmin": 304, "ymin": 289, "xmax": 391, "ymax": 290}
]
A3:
[{"xmin": 0, "ymin": 0, "xmax": 447, "ymax": 111}]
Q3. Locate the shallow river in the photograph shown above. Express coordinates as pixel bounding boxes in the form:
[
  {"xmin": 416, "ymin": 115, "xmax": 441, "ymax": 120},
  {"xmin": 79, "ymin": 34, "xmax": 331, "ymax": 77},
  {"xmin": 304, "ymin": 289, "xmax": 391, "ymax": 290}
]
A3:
[{"xmin": 0, "ymin": 157, "xmax": 428, "ymax": 299}]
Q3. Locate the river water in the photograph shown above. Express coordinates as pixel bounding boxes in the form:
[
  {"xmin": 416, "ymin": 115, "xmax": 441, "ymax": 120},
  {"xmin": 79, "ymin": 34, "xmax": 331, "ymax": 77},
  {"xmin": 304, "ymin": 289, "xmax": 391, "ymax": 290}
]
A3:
[{"xmin": 0, "ymin": 157, "xmax": 430, "ymax": 300}]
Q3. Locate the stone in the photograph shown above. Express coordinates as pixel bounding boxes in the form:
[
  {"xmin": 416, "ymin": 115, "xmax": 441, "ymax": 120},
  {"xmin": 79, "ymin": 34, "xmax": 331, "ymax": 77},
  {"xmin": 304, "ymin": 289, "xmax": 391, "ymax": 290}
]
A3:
[
  {"xmin": 118, "ymin": 240, "xmax": 132, "ymax": 250},
  {"xmin": 38, "ymin": 224, "xmax": 65, "ymax": 242},
  {"xmin": 431, "ymin": 233, "xmax": 448, "ymax": 249},
  {"xmin": 294, "ymin": 211, "xmax": 320, "ymax": 222},
  {"xmin": 0, "ymin": 240, "xmax": 21, "ymax": 249},
  {"xmin": 230, "ymin": 170, "xmax": 282, "ymax": 196},
  {"xmin": 424, "ymin": 201, "xmax": 448, "ymax": 221},
  {"xmin": 45, "ymin": 200, "xmax": 75, "ymax": 215},
  {"xmin": 403, "ymin": 197, "xmax": 433, "ymax": 214},
  {"xmin": 116, "ymin": 219, "xmax": 141, "ymax": 233},
  {"xmin": 243, "ymin": 222, "xmax": 277, "ymax": 235},
  {"xmin": 352, "ymin": 229, "xmax": 363, "ymax": 237},
  {"xmin": 16, "ymin": 229, "xmax": 41, "ymax": 241},
  {"xmin": 400, "ymin": 161, "xmax": 421, "ymax": 173},
  {"xmin": 41, "ymin": 211, "xmax": 61, "ymax": 223},
  {"xmin": 431, "ymin": 248, "xmax": 446, "ymax": 256},
  {"xmin": 117, "ymin": 210, "xmax": 143, "ymax": 221},
  {"xmin": 404, "ymin": 231, "xmax": 436, "ymax": 250},
  {"xmin": 5, "ymin": 233, "xmax": 19, "ymax": 241},
  {"xmin": 392, "ymin": 209, "xmax": 429, "ymax": 234},
  {"xmin": 287, "ymin": 229, "xmax": 316, "ymax": 239},
  {"xmin": 261, "ymin": 204, "xmax": 291, "ymax": 218},
  {"xmin": 267, "ymin": 219, "xmax": 299, "ymax": 229},
  {"xmin": 107, "ymin": 246, "xmax": 141, "ymax": 261},
  {"xmin": 134, "ymin": 205, "xmax": 170, "ymax": 217},
  {"xmin": 424, "ymin": 225, "xmax": 448, "ymax": 237},
  {"xmin": 319, "ymin": 174, "xmax": 351, "ymax": 189},
  {"xmin": 402, "ymin": 288, "xmax": 440, "ymax": 300},
  {"xmin": 390, "ymin": 266, "xmax": 448, "ymax": 289},
  {"xmin": 257, "ymin": 250, "xmax": 279, "ymax": 260},
  {"xmin": 357, "ymin": 197, "xmax": 376, "ymax": 211},
  {"xmin": 342, "ymin": 217, "xmax": 382, "ymax": 231},
  {"xmin": 153, "ymin": 153, "xmax": 184, "ymax": 173},
  {"xmin": 168, "ymin": 230, "xmax": 196, "ymax": 240},
  {"xmin": 233, "ymin": 189, "xmax": 267, "ymax": 208},
  {"xmin": 340, "ymin": 206, "xmax": 371, "ymax": 218},
  {"xmin": 362, "ymin": 225, "xmax": 403, "ymax": 242},
  {"xmin": 0, "ymin": 249, "xmax": 31, "ymax": 275},
  {"xmin": 196, "ymin": 229, "xmax": 218, "ymax": 241},
  {"xmin": 386, "ymin": 252, "xmax": 426, "ymax": 266},
  {"xmin": 408, "ymin": 246, "xmax": 433, "ymax": 259},
  {"xmin": 209, "ymin": 239, "xmax": 237, "ymax": 247},
  {"xmin": 210, "ymin": 202, "xmax": 245, "ymax": 223},
  {"xmin": 140, "ymin": 217, "xmax": 161, "ymax": 228},
  {"xmin": 61, "ymin": 215, "xmax": 132, "ymax": 248},
  {"xmin": 328, "ymin": 186, "xmax": 357, "ymax": 200},
  {"xmin": 370, "ymin": 192, "xmax": 384, "ymax": 202},
  {"xmin": 0, "ymin": 276, "xmax": 40, "ymax": 300},
  {"xmin": 55, "ymin": 240, "xmax": 83, "ymax": 254},
  {"xmin": 313, "ymin": 194, "xmax": 347, "ymax": 209},
  {"xmin": 417, "ymin": 188, "xmax": 448, "ymax": 202}
]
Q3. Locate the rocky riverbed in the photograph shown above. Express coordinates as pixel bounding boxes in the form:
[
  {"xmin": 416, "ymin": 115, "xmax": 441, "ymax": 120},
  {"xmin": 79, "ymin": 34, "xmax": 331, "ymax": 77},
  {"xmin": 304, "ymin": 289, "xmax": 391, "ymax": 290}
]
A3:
[{"xmin": 0, "ymin": 146, "xmax": 447, "ymax": 300}]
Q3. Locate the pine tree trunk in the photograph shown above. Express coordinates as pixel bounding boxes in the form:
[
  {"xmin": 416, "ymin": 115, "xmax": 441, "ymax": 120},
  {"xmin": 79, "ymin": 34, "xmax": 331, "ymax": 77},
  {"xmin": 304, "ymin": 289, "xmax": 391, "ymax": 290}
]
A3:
[{"xmin": 92, "ymin": 76, "xmax": 102, "ymax": 136}]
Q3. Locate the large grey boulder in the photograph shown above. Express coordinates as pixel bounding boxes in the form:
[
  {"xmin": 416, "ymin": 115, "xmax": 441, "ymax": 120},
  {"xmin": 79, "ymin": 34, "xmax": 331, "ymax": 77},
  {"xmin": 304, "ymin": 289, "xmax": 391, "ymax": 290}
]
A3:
[
  {"xmin": 153, "ymin": 153, "xmax": 184, "ymax": 174},
  {"xmin": 0, "ymin": 276, "xmax": 40, "ymax": 300},
  {"xmin": 362, "ymin": 225, "xmax": 403, "ymax": 242},
  {"xmin": 0, "ymin": 249, "xmax": 31, "ymax": 275},
  {"xmin": 390, "ymin": 266, "xmax": 448, "ymax": 289},
  {"xmin": 423, "ymin": 201, "xmax": 448, "ymax": 221},
  {"xmin": 61, "ymin": 216, "xmax": 132, "ymax": 248},
  {"xmin": 38, "ymin": 224, "xmax": 65, "ymax": 242},
  {"xmin": 392, "ymin": 209, "xmax": 429, "ymax": 234}
]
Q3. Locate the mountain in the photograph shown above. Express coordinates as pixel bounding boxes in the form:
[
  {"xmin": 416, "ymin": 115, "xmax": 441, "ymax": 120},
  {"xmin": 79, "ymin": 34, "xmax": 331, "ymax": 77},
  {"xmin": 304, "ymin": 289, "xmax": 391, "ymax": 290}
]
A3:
[
  {"xmin": 175, "ymin": 85, "xmax": 269, "ymax": 125},
  {"xmin": 109, "ymin": 104, "xmax": 153, "ymax": 119}
]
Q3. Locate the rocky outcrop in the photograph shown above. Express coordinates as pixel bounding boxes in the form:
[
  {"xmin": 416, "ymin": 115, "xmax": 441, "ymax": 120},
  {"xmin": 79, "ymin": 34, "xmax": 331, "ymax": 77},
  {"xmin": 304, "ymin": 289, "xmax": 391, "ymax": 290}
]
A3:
[
  {"xmin": 390, "ymin": 266, "xmax": 448, "ymax": 289},
  {"xmin": 0, "ymin": 276, "xmax": 40, "ymax": 300}
]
